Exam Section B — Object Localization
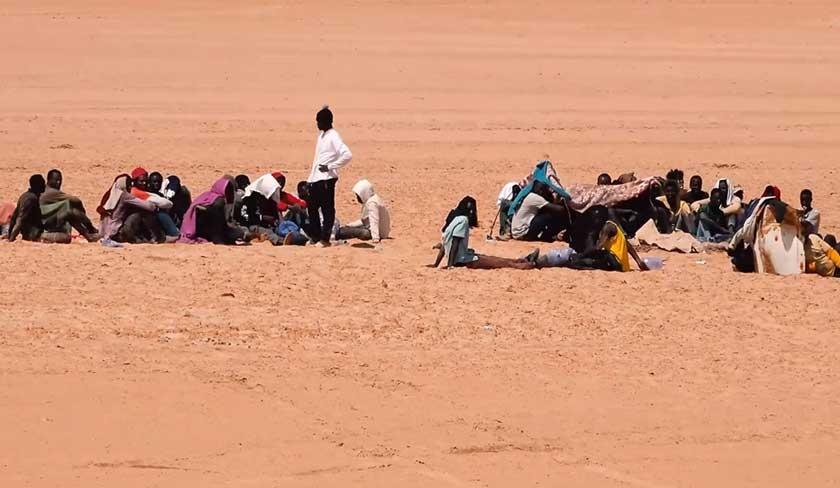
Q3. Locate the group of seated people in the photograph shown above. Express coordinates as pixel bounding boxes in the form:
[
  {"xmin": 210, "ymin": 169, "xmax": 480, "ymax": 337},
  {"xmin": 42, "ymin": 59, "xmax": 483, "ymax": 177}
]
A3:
[
  {"xmin": 434, "ymin": 167, "xmax": 837, "ymax": 276},
  {"xmin": 3, "ymin": 168, "xmax": 391, "ymax": 247}
]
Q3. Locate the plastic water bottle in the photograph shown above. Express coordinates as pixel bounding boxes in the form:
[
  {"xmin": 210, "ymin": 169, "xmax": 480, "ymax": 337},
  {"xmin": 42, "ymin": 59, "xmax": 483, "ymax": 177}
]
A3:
[{"xmin": 642, "ymin": 256, "xmax": 664, "ymax": 270}]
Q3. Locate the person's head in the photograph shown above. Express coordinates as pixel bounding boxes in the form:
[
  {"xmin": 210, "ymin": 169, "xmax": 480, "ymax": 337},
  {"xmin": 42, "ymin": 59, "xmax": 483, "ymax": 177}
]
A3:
[
  {"xmin": 352, "ymin": 179, "xmax": 375, "ymax": 205},
  {"xmin": 455, "ymin": 196, "xmax": 478, "ymax": 227},
  {"xmin": 800, "ymin": 189, "xmax": 813, "ymax": 210},
  {"xmin": 532, "ymin": 180, "xmax": 552, "ymax": 202},
  {"xmin": 272, "ymin": 172, "xmax": 286, "ymax": 190},
  {"xmin": 689, "ymin": 175, "xmax": 702, "ymax": 192},
  {"xmin": 29, "ymin": 174, "xmax": 46, "ymax": 194},
  {"xmin": 148, "ymin": 172, "xmax": 163, "ymax": 194},
  {"xmin": 709, "ymin": 188, "xmax": 722, "ymax": 207},
  {"xmin": 131, "ymin": 167, "xmax": 148, "ymax": 190},
  {"xmin": 297, "ymin": 181, "xmax": 310, "ymax": 201},
  {"xmin": 666, "ymin": 169, "xmax": 684, "ymax": 189},
  {"xmin": 717, "ymin": 179, "xmax": 729, "ymax": 199},
  {"xmin": 734, "ymin": 187, "xmax": 744, "ymax": 201},
  {"xmin": 597, "ymin": 173, "xmax": 612, "ymax": 185},
  {"xmin": 235, "ymin": 174, "xmax": 250, "ymax": 191},
  {"xmin": 664, "ymin": 179, "xmax": 680, "ymax": 203},
  {"xmin": 824, "ymin": 234, "xmax": 837, "ymax": 248},
  {"xmin": 316, "ymin": 105, "xmax": 333, "ymax": 131},
  {"xmin": 46, "ymin": 169, "xmax": 62, "ymax": 190}
]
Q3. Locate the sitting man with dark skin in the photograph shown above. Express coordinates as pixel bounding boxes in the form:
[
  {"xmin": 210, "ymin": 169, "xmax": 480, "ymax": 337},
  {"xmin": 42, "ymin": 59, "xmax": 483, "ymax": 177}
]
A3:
[
  {"xmin": 8, "ymin": 175, "xmax": 47, "ymax": 242},
  {"xmin": 800, "ymin": 189, "xmax": 820, "ymax": 234},
  {"xmin": 683, "ymin": 175, "xmax": 709, "ymax": 204},
  {"xmin": 656, "ymin": 179, "xmax": 695, "ymax": 233},
  {"xmin": 40, "ymin": 169, "xmax": 100, "ymax": 239},
  {"xmin": 510, "ymin": 181, "xmax": 569, "ymax": 242}
]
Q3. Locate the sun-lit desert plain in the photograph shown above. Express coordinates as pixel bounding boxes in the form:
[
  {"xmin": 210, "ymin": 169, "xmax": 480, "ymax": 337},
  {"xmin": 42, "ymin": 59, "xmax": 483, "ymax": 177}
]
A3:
[{"xmin": 2, "ymin": 1, "xmax": 840, "ymax": 486}]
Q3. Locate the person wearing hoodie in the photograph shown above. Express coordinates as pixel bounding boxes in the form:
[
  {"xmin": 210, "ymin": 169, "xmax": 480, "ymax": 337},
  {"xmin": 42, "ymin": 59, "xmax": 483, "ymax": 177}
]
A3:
[{"xmin": 337, "ymin": 179, "xmax": 391, "ymax": 243}]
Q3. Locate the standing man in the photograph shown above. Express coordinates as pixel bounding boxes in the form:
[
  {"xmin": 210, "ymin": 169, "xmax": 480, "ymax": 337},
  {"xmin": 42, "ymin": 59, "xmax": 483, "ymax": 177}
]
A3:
[{"xmin": 307, "ymin": 105, "xmax": 352, "ymax": 247}]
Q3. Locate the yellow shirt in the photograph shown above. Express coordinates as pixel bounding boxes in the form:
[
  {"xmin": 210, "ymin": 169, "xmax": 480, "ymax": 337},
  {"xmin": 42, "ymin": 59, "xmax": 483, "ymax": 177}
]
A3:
[
  {"xmin": 805, "ymin": 234, "xmax": 840, "ymax": 277},
  {"xmin": 656, "ymin": 195, "xmax": 691, "ymax": 216},
  {"xmin": 605, "ymin": 221, "xmax": 631, "ymax": 272}
]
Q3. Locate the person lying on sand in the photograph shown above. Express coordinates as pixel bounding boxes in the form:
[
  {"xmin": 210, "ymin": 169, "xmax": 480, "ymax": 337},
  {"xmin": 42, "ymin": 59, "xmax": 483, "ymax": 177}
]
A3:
[
  {"xmin": 510, "ymin": 181, "xmax": 568, "ymax": 242},
  {"xmin": 429, "ymin": 197, "xmax": 537, "ymax": 270},
  {"xmin": 337, "ymin": 179, "xmax": 391, "ymax": 243}
]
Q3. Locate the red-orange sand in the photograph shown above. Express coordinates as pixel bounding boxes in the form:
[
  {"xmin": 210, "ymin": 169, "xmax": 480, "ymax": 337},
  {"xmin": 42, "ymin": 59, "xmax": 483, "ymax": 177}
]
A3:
[{"xmin": 2, "ymin": 1, "xmax": 840, "ymax": 486}]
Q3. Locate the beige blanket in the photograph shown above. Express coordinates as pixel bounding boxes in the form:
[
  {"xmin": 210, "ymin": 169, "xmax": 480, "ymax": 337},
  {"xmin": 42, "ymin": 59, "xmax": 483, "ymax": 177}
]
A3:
[{"xmin": 635, "ymin": 219, "xmax": 701, "ymax": 253}]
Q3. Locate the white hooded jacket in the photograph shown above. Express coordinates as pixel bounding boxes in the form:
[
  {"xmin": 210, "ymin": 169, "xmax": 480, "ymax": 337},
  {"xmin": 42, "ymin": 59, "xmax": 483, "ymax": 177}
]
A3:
[{"xmin": 349, "ymin": 179, "xmax": 390, "ymax": 241}]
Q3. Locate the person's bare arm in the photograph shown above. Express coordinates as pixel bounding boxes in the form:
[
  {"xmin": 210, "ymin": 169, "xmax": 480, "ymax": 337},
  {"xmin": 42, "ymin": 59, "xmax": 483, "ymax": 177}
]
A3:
[{"xmin": 627, "ymin": 240, "xmax": 649, "ymax": 271}]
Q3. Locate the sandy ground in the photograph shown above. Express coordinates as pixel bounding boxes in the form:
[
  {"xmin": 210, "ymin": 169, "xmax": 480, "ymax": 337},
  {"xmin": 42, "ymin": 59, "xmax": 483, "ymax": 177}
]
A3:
[{"xmin": 2, "ymin": 1, "xmax": 840, "ymax": 486}]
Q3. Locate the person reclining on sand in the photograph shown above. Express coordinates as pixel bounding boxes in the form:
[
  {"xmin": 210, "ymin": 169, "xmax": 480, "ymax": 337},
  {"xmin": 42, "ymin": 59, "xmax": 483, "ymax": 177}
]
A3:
[
  {"xmin": 337, "ymin": 179, "xmax": 391, "ymax": 243},
  {"xmin": 564, "ymin": 205, "xmax": 649, "ymax": 272},
  {"xmin": 40, "ymin": 169, "xmax": 100, "ymax": 241},
  {"xmin": 510, "ymin": 181, "xmax": 568, "ymax": 242},
  {"xmin": 429, "ymin": 197, "xmax": 537, "ymax": 270}
]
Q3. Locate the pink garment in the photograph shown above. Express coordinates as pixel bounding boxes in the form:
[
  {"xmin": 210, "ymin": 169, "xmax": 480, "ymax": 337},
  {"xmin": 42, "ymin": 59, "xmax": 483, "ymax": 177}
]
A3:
[{"xmin": 178, "ymin": 177, "xmax": 231, "ymax": 243}]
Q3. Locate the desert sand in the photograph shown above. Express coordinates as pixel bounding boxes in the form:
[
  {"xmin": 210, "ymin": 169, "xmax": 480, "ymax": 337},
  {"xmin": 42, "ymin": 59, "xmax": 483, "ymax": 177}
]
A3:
[{"xmin": 2, "ymin": 1, "xmax": 840, "ymax": 486}]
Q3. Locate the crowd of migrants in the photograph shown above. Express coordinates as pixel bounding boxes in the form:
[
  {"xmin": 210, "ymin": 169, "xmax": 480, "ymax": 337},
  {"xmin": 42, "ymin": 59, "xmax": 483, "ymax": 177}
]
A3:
[
  {"xmin": 2, "ymin": 106, "xmax": 836, "ymax": 278},
  {"xmin": 431, "ymin": 168, "xmax": 839, "ymax": 278},
  {"xmin": 2, "ymin": 107, "xmax": 391, "ymax": 249}
]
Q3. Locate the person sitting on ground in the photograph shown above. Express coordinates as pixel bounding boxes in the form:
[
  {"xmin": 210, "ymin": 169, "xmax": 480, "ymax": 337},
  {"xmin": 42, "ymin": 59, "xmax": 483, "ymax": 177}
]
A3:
[
  {"xmin": 39, "ymin": 169, "xmax": 100, "ymax": 241},
  {"xmin": 98, "ymin": 174, "xmax": 163, "ymax": 243},
  {"xmin": 691, "ymin": 178, "xmax": 743, "ymax": 231},
  {"xmin": 430, "ymin": 197, "xmax": 537, "ymax": 270},
  {"xmin": 665, "ymin": 169, "xmax": 685, "ymax": 195},
  {"xmin": 241, "ymin": 173, "xmax": 308, "ymax": 245},
  {"xmin": 233, "ymin": 174, "xmax": 251, "ymax": 223},
  {"xmin": 337, "ymin": 179, "xmax": 391, "ymax": 243},
  {"xmin": 510, "ymin": 181, "xmax": 568, "ymax": 242},
  {"xmin": 496, "ymin": 181, "xmax": 522, "ymax": 236},
  {"xmin": 8, "ymin": 175, "xmax": 53, "ymax": 242},
  {"xmin": 179, "ymin": 177, "xmax": 248, "ymax": 245},
  {"xmin": 695, "ymin": 188, "xmax": 731, "ymax": 241},
  {"xmin": 800, "ymin": 189, "xmax": 820, "ymax": 234},
  {"xmin": 567, "ymin": 205, "xmax": 649, "ymax": 272},
  {"xmin": 129, "ymin": 167, "xmax": 178, "ymax": 242},
  {"xmin": 803, "ymin": 225, "xmax": 840, "ymax": 278},
  {"xmin": 160, "ymin": 175, "xmax": 191, "ymax": 228},
  {"xmin": 683, "ymin": 175, "xmax": 709, "ymax": 204},
  {"xmin": 597, "ymin": 173, "xmax": 612, "ymax": 185},
  {"xmin": 656, "ymin": 179, "xmax": 695, "ymax": 234}
]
